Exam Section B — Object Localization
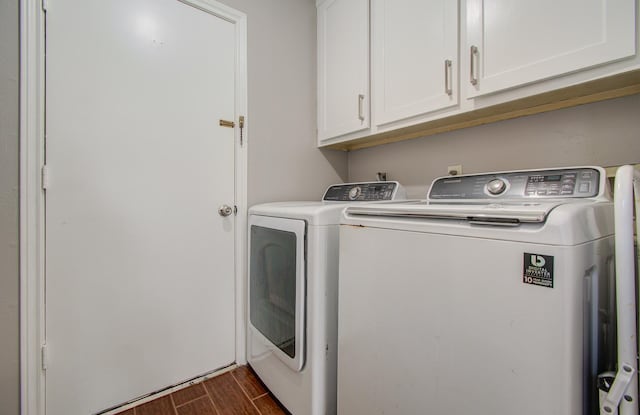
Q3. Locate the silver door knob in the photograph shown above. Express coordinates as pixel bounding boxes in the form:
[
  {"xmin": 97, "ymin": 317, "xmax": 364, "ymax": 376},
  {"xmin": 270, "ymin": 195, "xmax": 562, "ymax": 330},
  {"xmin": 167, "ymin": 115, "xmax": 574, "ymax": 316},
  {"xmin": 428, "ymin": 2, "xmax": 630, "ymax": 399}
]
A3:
[{"xmin": 218, "ymin": 205, "xmax": 234, "ymax": 217}]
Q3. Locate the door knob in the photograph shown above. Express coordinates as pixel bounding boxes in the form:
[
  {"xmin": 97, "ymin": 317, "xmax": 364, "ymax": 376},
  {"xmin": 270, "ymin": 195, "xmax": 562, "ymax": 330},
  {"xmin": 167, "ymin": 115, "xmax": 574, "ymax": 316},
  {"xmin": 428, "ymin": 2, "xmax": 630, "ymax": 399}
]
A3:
[{"xmin": 218, "ymin": 205, "xmax": 234, "ymax": 217}]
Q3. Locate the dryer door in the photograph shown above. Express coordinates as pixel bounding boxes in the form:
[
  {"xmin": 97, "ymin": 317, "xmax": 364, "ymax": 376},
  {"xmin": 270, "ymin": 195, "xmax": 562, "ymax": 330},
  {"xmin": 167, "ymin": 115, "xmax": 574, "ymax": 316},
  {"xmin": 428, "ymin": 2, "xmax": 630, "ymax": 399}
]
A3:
[{"xmin": 248, "ymin": 215, "xmax": 306, "ymax": 371}]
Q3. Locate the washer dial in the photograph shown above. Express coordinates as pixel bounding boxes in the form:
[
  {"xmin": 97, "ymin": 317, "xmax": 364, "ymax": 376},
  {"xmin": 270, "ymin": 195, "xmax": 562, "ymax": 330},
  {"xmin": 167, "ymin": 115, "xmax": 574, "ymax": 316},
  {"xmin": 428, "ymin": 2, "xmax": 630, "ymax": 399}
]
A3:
[
  {"xmin": 487, "ymin": 178, "xmax": 507, "ymax": 195},
  {"xmin": 348, "ymin": 186, "xmax": 362, "ymax": 200}
]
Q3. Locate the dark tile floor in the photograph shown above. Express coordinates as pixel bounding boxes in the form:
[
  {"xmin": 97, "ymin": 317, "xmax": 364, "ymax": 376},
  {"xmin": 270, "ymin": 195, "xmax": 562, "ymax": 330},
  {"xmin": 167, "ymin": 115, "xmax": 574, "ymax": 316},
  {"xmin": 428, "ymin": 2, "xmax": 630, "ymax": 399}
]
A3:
[{"xmin": 116, "ymin": 366, "xmax": 289, "ymax": 415}]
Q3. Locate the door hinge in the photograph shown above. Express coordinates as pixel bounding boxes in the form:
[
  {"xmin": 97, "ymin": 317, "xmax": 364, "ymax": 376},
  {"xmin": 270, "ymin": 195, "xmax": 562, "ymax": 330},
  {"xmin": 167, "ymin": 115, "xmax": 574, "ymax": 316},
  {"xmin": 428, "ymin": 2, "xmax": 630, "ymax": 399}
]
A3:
[
  {"xmin": 41, "ymin": 165, "xmax": 49, "ymax": 190},
  {"xmin": 41, "ymin": 0, "xmax": 48, "ymax": 12},
  {"xmin": 41, "ymin": 344, "xmax": 48, "ymax": 371}
]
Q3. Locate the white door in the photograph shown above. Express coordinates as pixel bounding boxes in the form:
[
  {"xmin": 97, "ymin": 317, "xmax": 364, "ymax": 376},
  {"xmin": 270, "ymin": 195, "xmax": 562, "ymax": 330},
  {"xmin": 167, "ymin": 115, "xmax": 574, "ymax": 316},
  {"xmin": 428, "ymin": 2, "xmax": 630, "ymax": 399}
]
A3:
[
  {"xmin": 372, "ymin": 0, "xmax": 458, "ymax": 126},
  {"xmin": 317, "ymin": 0, "xmax": 370, "ymax": 142},
  {"xmin": 465, "ymin": 0, "xmax": 636, "ymax": 97},
  {"xmin": 45, "ymin": 1, "xmax": 237, "ymax": 413}
]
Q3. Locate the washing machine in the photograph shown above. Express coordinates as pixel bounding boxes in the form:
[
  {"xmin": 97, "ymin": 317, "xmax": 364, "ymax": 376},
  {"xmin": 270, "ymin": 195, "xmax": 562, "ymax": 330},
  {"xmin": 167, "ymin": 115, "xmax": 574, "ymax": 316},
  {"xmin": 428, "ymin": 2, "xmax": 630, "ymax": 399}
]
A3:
[
  {"xmin": 247, "ymin": 181, "xmax": 406, "ymax": 415},
  {"xmin": 337, "ymin": 167, "xmax": 618, "ymax": 415}
]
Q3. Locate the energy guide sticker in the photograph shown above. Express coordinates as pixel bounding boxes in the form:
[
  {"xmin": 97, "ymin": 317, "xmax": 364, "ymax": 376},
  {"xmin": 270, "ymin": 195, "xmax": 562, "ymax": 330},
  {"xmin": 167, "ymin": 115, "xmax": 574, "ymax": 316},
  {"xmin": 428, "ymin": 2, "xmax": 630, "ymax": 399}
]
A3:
[{"xmin": 523, "ymin": 253, "xmax": 554, "ymax": 288}]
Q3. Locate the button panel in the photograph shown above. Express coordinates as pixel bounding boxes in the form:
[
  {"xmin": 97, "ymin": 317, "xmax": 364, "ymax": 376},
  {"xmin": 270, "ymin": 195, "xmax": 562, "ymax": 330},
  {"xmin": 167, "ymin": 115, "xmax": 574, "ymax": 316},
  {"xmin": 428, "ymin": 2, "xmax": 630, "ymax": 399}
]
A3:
[
  {"xmin": 429, "ymin": 168, "xmax": 601, "ymax": 201},
  {"xmin": 323, "ymin": 182, "xmax": 399, "ymax": 202},
  {"xmin": 526, "ymin": 173, "xmax": 569, "ymax": 196}
]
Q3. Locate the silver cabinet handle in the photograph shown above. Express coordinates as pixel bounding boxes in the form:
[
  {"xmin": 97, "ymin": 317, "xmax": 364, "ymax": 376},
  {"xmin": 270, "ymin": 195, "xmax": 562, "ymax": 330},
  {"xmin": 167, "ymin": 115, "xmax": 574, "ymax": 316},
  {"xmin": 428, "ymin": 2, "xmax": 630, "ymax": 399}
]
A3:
[
  {"xmin": 358, "ymin": 94, "xmax": 365, "ymax": 121},
  {"xmin": 470, "ymin": 45, "xmax": 479, "ymax": 86},
  {"xmin": 444, "ymin": 59, "xmax": 453, "ymax": 96},
  {"xmin": 218, "ymin": 205, "xmax": 233, "ymax": 217}
]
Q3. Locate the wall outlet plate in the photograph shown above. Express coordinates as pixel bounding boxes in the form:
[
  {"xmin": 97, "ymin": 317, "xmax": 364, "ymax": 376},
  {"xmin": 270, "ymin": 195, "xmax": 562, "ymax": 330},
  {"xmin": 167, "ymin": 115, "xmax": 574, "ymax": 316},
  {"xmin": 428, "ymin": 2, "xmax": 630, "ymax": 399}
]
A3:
[{"xmin": 447, "ymin": 165, "xmax": 463, "ymax": 176}]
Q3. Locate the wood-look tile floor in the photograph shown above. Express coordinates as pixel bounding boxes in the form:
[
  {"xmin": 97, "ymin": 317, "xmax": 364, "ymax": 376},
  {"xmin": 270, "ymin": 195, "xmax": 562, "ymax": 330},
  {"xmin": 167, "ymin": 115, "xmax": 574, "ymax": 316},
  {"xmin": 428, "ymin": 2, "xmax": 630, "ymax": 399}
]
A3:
[{"xmin": 116, "ymin": 366, "xmax": 290, "ymax": 415}]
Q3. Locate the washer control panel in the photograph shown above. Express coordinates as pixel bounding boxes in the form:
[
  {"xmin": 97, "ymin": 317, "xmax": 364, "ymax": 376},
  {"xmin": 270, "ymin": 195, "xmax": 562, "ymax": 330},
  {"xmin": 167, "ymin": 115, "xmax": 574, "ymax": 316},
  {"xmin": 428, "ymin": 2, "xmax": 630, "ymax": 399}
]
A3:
[
  {"xmin": 323, "ymin": 181, "xmax": 401, "ymax": 201},
  {"xmin": 429, "ymin": 168, "xmax": 602, "ymax": 201}
]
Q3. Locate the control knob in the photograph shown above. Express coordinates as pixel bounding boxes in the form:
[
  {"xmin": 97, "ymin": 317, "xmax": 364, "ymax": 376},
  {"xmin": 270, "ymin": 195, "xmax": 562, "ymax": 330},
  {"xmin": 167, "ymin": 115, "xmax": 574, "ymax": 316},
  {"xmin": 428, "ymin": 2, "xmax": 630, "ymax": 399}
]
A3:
[
  {"xmin": 348, "ymin": 186, "xmax": 362, "ymax": 200},
  {"xmin": 487, "ymin": 178, "xmax": 507, "ymax": 195}
]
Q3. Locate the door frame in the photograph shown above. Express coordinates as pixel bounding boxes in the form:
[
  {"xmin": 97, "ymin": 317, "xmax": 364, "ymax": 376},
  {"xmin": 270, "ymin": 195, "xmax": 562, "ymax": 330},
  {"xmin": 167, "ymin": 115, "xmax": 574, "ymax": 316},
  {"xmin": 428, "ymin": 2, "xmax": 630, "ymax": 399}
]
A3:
[{"xmin": 19, "ymin": 1, "xmax": 248, "ymax": 414}]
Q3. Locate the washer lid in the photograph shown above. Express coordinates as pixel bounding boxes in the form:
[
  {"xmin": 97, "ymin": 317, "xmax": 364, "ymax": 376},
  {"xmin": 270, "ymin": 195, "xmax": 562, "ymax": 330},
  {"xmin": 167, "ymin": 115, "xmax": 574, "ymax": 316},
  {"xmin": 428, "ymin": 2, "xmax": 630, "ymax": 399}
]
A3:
[
  {"xmin": 345, "ymin": 201, "xmax": 561, "ymax": 225},
  {"xmin": 342, "ymin": 199, "xmax": 614, "ymax": 245}
]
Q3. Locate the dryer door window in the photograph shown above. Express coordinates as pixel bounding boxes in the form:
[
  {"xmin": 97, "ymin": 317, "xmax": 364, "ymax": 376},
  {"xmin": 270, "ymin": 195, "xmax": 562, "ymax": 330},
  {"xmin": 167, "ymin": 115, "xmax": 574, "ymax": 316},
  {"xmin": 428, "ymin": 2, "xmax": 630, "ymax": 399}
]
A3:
[{"xmin": 249, "ymin": 215, "xmax": 306, "ymax": 372}]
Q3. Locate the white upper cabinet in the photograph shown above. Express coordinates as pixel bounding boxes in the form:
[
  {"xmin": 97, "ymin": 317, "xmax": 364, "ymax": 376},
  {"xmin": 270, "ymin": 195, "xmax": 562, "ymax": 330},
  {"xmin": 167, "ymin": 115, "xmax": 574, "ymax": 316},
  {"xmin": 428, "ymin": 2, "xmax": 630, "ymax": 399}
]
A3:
[
  {"xmin": 465, "ymin": 0, "xmax": 637, "ymax": 97},
  {"xmin": 372, "ymin": 0, "xmax": 458, "ymax": 126},
  {"xmin": 317, "ymin": 0, "xmax": 370, "ymax": 141},
  {"xmin": 317, "ymin": 0, "xmax": 639, "ymax": 149}
]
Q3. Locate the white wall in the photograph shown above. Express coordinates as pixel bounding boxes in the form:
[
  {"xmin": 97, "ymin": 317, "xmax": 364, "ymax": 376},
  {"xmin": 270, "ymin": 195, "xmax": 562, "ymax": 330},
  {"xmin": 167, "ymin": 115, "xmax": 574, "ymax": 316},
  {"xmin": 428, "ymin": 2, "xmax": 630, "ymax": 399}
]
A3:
[
  {"xmin": 0, "ymin": 0, "xmax": 20, "ymax": 413},
  {"xmin": 348, "ymin": 94, "xmax": 640, "ymax": 198},
  {"xmin": 219, "ymin": 0, "xmax": 348, "ymax": 205}
]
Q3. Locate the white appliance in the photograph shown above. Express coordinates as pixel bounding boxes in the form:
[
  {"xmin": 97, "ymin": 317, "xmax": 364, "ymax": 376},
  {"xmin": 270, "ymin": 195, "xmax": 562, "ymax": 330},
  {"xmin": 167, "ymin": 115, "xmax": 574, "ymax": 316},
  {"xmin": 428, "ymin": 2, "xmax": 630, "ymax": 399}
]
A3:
[
  {"xmin": 337, "ymin": 167, "xmax": 619, "ymax": 415},
  {"xmin": 248, "ymin": 181, "xmax": 406, "ymax": 415},
  {"xmin": 597, "ymin": 165, "xmax": 640, "ymax": 415}
]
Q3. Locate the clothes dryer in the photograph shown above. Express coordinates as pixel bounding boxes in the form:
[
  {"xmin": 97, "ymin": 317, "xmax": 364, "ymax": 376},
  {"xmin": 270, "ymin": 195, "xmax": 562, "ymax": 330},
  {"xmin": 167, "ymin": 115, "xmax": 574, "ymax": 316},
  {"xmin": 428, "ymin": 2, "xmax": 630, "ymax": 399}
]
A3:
[
  {"xmin": 337, "ymin": 167, "xmax": 616, "ymax": 415},
  {"xmin": 248, "ymin": 181, "xmax": 406, "ymax": 415}
]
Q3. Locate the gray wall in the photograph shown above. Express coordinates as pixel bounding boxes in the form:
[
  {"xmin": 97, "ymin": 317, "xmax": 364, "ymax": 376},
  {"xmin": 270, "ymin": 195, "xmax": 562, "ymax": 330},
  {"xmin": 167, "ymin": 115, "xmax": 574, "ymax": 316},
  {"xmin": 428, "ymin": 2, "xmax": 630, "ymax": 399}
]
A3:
[
  {"xmin": 220, "ymin": 0, "xmax": 348, "ymax": 205},
  {"xmin": 0, "ymin": 0, "xmax": 20, "ymax": 413},
  {"xmin": 348, "ymin": 94, "xmax": 640, "ymax": 198}
]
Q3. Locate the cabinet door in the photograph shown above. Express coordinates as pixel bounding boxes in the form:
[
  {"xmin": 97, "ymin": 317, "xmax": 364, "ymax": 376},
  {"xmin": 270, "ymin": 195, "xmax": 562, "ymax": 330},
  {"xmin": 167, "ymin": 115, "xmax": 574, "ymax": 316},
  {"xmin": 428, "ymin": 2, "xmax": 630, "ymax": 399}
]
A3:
[
  {"xmin": 466, "ymin": 0, "xmax": 636, "ymax": 98},
  {"xmin": 372, "ymin": 0, "xmax": 458, "ymax": 126},
  {"xmin": 317, "ymin": 0, "xmax": 370, "ymax": 141}
]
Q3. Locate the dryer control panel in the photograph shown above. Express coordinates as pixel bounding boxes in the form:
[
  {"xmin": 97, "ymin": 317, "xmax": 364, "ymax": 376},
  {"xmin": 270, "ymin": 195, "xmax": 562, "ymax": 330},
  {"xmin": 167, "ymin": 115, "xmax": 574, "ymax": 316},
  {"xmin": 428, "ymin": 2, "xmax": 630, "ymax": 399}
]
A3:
[
  {"xmin": 429, "ymin": 167, "xmax": 603, "ymax": 201},
  {"xmin": 323, "ymin": 181, "xmax": 403, "ymax": 201}
]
